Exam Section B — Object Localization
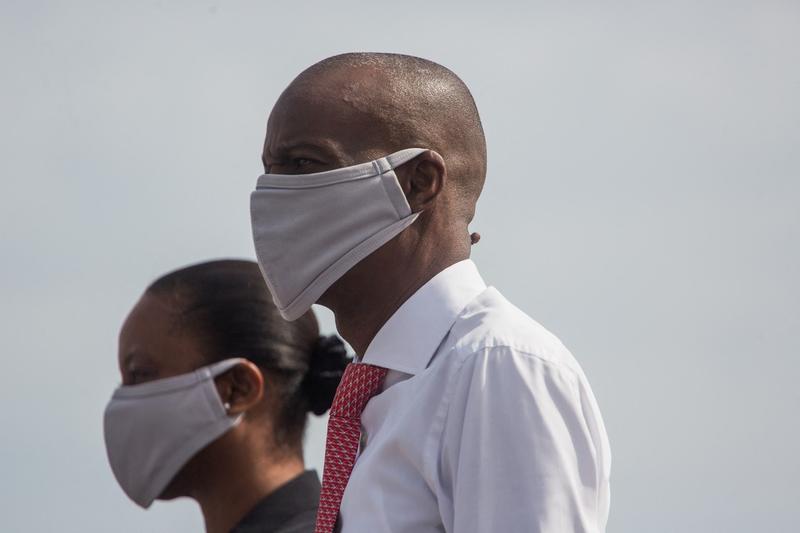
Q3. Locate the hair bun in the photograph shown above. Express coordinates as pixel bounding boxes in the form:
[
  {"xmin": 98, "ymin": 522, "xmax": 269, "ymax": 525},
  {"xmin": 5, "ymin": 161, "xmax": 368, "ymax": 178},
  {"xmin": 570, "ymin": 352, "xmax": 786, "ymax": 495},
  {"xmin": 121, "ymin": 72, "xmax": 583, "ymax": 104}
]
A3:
[{"xmin": 303, "ymin": 335, "xmax": 351, "ymax": 415}]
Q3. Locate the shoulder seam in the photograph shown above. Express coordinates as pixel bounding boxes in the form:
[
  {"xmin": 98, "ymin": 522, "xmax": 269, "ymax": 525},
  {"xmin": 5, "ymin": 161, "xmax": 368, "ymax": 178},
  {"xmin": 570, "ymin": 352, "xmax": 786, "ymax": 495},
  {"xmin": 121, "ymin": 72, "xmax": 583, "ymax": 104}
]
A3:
[{"xmin": 454, "ymin": 343, "xmax": 581, "ymax": 380}]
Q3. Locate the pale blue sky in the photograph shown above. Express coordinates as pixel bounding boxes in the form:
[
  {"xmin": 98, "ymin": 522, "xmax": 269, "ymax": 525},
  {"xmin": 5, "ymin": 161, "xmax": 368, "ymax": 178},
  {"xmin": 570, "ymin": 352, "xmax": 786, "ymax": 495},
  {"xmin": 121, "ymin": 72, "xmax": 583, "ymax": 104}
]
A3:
[{"xmin": 1, "ymin": 1, "xmax": 798, "ymax": 531}]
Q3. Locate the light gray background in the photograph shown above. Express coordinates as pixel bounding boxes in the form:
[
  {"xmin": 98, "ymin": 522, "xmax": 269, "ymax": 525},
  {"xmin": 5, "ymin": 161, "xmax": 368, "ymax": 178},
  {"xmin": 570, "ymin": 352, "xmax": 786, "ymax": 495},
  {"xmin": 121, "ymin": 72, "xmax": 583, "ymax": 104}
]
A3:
[{"xmin": 1, "ymin": 1, "xmax": 798, "ymax": 532}]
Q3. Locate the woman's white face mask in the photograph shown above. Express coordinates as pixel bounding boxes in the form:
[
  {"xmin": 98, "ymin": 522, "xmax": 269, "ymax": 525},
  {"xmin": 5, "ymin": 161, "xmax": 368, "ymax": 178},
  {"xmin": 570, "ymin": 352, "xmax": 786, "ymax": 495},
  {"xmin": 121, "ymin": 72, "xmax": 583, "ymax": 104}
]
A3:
[
  {"xmin": 249, "ymin": 148, "xmax": 430, "ymax": 321},
  {"xmin": 103, "ymin": 358, "xmax": 245, "ymax": 508}
]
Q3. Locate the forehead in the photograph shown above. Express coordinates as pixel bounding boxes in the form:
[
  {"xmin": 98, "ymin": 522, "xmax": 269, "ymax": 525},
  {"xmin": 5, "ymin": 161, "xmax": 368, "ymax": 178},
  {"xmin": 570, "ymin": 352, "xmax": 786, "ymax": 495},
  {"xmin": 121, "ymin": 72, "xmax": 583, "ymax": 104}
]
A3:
[
  {"xmin": 265, "ymin": 70, "xmax": 401, "ymax": 159},
  {"xmin": 118, "ymin": 293, "xmax": 207, "ymax": 374}
]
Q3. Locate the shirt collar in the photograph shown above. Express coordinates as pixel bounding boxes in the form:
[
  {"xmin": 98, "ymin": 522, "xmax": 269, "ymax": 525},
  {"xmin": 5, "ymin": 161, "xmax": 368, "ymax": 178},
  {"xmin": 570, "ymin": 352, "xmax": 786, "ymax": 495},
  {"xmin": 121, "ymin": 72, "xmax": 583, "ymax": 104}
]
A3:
[{"xmin": 361, "ymin": 259, "xmax": 486, "ymax": 375}]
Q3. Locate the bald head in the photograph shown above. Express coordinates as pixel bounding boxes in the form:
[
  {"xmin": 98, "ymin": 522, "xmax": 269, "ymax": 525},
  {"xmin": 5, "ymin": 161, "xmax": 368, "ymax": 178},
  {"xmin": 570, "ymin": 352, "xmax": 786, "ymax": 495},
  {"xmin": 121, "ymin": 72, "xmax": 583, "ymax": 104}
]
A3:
[{"xmin": 265, "ymin": 53, "xmax": 486, "ymax": 222}]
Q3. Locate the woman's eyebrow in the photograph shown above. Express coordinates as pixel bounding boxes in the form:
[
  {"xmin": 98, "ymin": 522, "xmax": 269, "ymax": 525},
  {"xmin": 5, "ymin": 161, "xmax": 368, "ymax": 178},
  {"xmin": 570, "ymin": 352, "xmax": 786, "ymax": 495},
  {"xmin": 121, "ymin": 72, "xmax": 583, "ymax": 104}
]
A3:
[{"xmin": 121, "ymin": 351, "xmax": 153, "ymax": 371}]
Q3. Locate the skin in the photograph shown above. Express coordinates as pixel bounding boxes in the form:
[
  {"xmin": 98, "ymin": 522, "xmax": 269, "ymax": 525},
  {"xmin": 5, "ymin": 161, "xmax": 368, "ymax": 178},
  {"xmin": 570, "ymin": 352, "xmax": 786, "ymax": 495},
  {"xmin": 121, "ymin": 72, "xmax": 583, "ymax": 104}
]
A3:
[
  {"xmin": 263, "ymin": 64, "xmax": 482, "ymax": 356},
  {"xmin": 118, "ymin": 292, "xmax": 304, "ymax": 533}
]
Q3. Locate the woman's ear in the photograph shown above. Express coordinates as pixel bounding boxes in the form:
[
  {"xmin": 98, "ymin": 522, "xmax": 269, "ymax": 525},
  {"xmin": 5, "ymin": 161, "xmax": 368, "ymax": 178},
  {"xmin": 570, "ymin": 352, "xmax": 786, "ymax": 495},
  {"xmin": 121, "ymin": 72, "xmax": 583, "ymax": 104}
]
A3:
[
  {"xmin": 397, "ymin": 150, "xmax": 447, "ymax": 213},
  {"xmin": 215, "ymin": 360, "xmax": 264, "ymax": 415}
]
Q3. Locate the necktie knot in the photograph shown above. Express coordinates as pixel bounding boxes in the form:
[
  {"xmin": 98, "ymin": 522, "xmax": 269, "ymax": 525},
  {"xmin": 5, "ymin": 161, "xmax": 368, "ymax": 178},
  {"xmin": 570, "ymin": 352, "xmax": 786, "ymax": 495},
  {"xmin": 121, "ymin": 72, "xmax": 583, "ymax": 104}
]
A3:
[{"xmin": 329, "ymin": 362, "xmax": 388, "ymax": 419}]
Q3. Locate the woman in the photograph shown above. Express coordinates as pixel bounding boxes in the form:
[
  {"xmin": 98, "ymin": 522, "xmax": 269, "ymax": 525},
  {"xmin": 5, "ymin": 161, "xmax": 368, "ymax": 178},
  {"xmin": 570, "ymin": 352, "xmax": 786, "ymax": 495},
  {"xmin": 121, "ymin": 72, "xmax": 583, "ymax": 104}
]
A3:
[{"xmin": 103, "ymin": 259, "xmax": 348, "ymax": 533}]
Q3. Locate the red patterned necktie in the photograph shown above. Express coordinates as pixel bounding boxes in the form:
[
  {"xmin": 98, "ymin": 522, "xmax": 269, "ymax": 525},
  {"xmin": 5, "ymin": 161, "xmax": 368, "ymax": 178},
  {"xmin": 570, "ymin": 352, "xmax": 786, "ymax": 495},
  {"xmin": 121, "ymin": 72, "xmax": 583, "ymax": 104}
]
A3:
[{"xmin": 314, "ymin": 362, "xmax": 388, "ymax": 533}]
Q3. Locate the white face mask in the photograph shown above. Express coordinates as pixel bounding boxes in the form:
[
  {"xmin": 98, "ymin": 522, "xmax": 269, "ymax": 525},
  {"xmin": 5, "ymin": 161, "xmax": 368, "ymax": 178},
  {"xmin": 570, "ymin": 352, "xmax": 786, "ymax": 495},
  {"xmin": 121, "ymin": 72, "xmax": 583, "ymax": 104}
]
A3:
[
  {"xmin": 250, "ymin": 147, "xmax": 427, "ymax": 321},
  {"xmin": 103, "ymin": 358, "xmax": 244, "ymax": 508}
]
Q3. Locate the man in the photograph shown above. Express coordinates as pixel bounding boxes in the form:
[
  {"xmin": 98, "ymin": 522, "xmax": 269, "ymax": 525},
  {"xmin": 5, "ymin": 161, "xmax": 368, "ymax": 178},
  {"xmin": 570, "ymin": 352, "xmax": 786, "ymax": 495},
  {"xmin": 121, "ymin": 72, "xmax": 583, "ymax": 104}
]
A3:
[{"xmin": 250, "ymin": 53, "xmax": 611, "ymax": 533}]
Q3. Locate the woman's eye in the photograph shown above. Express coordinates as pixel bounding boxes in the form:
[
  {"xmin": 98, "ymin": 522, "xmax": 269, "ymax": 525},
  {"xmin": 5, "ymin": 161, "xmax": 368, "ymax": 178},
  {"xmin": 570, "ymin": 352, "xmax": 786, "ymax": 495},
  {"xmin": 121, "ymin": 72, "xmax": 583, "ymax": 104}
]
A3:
[{"xmin": 127, "ymin": 368, "xmax": 157, "ymax": 385}]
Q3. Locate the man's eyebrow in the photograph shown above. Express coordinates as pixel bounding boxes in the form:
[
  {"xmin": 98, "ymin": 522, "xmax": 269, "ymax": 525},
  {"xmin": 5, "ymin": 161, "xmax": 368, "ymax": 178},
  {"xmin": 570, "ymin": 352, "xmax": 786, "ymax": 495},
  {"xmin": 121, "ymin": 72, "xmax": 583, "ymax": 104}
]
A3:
[{"xmin": 267, "ymin": 139, "xmax": 345, "ymax": 161}]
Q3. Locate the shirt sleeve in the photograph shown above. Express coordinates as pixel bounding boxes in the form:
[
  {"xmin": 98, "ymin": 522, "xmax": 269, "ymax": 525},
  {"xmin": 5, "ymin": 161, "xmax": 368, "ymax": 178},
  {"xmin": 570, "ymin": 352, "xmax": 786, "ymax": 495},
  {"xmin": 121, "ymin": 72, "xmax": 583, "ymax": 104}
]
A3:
[{"xmin": 435, "ymin": 346, "xmax": 608, "ymax": 533}]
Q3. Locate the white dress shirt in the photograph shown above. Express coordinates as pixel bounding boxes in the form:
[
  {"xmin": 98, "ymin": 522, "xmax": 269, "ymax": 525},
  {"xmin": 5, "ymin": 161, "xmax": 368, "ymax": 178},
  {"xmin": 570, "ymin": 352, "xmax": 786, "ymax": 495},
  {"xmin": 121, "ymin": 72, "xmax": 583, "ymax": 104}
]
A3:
[{"xmin": 339, "ymin": 260, "xmax": 611, "ymax": 533}]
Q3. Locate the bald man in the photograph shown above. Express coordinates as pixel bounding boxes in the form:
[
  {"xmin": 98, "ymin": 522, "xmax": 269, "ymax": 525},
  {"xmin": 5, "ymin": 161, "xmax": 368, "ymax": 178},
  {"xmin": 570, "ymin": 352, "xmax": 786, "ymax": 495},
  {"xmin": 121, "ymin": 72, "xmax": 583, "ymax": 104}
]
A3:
[{"xmin": 250, "ymin": 53, "xmax": 610, "ymax": 533}]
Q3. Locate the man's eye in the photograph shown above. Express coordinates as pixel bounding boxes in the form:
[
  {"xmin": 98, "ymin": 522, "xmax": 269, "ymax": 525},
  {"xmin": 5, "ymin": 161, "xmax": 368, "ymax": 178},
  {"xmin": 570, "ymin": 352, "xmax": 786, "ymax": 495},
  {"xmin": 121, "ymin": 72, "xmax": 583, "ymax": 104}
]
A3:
[
  {"xmin": 264, "ymin": 157, "xmax": 322, "ymax": 175},
  {"xmin": 293, "ymin": 158, "xmax": 314, "ymax": 168}
]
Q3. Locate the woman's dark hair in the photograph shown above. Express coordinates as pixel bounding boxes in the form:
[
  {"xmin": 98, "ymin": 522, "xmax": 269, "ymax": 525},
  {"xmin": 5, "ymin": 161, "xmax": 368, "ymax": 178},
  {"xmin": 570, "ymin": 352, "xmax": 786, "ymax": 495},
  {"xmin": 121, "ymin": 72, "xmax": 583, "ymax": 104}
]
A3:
[{"xmin": 145, "ymin": 259, "xmax": 349, "ymax": 454}]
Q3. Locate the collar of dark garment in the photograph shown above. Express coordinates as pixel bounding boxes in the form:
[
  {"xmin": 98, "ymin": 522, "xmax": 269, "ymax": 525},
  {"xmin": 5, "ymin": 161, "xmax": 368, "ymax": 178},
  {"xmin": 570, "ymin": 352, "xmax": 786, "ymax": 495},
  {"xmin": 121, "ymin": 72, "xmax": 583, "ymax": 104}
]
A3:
[{"xmin": 230, "ymin": 470, "xmax": 320, "ymax": 533}]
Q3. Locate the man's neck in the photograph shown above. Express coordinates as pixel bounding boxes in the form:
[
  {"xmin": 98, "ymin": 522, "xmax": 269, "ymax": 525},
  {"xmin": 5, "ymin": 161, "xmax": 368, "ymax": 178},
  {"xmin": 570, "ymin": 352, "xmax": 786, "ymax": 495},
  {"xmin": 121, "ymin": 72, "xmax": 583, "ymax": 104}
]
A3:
[{"xmin": 330, "ymin": 252, "xmax": 468, "ymax": 357}]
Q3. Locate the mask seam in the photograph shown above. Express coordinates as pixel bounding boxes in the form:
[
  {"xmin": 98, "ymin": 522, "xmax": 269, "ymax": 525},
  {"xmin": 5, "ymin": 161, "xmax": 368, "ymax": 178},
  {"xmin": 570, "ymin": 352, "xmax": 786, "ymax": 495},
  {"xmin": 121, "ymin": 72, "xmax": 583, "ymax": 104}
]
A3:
[
  {"xmin": 256, "ymin": 165, "xmax": 378, "ymax": 190},
  {"xmin": 202, "ymin": 371, "xmax": 227, "ymax": 417},
  {"xmin": 380, "ymin": 171, "xmax": 412, "ymax": 219},
  {"xmin": 112, "ymin": 374, "xmax": 207, "ymax": 398}
]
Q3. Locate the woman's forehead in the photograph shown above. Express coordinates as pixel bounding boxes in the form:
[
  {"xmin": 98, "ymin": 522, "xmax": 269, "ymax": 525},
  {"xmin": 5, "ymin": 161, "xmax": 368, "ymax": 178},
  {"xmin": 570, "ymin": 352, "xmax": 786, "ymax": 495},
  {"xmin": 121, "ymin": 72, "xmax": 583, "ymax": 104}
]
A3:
[{"xmin": 118, "ymin": 292, "xmax": 207, "ymax": 372}]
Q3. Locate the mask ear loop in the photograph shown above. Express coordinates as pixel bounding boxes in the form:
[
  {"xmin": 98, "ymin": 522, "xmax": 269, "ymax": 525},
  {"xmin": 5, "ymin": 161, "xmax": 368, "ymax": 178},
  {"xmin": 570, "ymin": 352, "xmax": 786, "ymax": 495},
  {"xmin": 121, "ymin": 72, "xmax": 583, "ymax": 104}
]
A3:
[{"xmin": 210, "ymin": 358, "xmax": 248, "ymax": 414}]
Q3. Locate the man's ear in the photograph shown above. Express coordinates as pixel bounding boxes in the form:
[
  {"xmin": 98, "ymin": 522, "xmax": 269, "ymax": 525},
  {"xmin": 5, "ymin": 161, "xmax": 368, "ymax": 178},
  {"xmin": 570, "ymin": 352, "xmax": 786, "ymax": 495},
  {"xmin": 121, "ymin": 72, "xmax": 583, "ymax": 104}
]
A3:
[
  {"xmin": 214, "ymin": 361, "xmax": 264, "ymax": 415},
  {"xmin": 397, "ymin": 150, "xmax": 447, "ymax": 213}
]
